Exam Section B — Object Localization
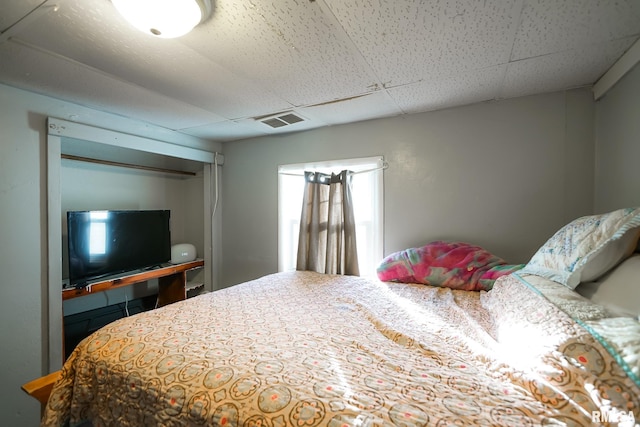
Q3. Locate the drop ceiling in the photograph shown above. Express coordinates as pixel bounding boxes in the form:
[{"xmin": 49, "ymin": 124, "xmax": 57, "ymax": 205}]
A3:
[{"xmin": 1, "ymin": 0, "xmax": 639, "ymax": 143}]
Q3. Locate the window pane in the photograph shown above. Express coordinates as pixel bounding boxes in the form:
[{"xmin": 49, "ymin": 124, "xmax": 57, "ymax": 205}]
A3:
[{"xmin": 278, "ymin": 172, "xmax": 305, "ymax": 271}]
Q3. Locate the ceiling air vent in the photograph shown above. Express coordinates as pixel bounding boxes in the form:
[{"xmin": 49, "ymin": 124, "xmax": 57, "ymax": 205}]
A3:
[{"xmin": 258, "ymin": 112, "xmax": 305, "ymax": 128}]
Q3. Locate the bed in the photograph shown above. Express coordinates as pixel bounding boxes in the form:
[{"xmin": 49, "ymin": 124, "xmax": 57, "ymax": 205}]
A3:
[{"xmin": 40, "ymin": 208, "xmax": 640, "ymax": 426}]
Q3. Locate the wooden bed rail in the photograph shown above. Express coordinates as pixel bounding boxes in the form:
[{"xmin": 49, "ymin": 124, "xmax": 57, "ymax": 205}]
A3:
[{"xmin": 21, "ymin": 370, "xmax": 61, "ymax": 405}]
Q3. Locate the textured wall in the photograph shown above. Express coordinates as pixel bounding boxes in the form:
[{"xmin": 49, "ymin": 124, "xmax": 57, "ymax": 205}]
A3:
[{"xmin": 595, "ymin": 64, "xmax": 640, "ymax": 212}]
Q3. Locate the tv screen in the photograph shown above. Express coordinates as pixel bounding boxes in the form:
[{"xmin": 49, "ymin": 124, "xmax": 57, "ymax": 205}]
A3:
[{"xmin": 67, "ymin": 210, "xmax": 171, "ymax": 286}]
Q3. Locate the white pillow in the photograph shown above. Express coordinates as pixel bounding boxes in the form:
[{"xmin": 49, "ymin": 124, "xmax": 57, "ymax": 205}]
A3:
[
  {"xmin": 576, "ymin": 254, "xmax": 640, "ymax": 318},
  {"xmin": 580, "ymin": 230, "xmax": 639, "ymax": 281},
  {"xmin": 519, "ymin": 207, "xmax": 640, "ymax": 289}
]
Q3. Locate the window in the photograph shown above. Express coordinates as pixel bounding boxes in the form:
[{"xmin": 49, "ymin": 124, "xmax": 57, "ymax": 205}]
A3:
[
  {"xmin": 88, "ymin": 210, "xmax": 109, "ymax": 257},
  {"xmin": 278, "ymin": 156, "xmax": 384, "ymax": 276}
]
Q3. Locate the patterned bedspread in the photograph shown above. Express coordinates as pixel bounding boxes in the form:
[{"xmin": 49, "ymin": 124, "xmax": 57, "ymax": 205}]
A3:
[{"xmin": 42, "ymin": 271, "xmax": 639, "ymax": 426}]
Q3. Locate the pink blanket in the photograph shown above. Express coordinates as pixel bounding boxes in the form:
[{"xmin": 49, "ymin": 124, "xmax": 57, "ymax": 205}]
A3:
[{"xmin": 376, "ymin": 241, "xmax": 523, "ymax": 290}]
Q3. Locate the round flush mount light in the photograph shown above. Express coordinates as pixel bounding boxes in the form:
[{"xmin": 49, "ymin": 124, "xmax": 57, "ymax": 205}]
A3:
[{"xmin": 111, "ymin": 0, "xmax": 212, "ymax": 39}]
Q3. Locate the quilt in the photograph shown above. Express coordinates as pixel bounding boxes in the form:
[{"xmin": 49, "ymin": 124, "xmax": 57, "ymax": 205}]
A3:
[{"xmin": 42, "ymin": 271, "xmax": 639, "ymax": 426}]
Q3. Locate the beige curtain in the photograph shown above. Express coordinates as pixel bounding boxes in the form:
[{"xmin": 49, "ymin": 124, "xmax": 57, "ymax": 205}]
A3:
[{"xmin": 296, "ymin": 170, "xmax": 359, "ymax": 276}]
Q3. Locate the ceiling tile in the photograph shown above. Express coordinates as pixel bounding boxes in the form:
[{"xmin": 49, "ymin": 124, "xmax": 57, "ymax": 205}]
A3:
[
  {"xmin": 0, "ymin": 40, "xmax": 225, "ymax": 130},
  {"xmin": 502, "ymin": 38, "xmax": 636, "ymax": 99},
  {"xmin": 387, "ymin": 65, "xmax": 506, "ymax": 114},
  {"xmin": 512, "ymin": 0, "xmax": 640, "ymax": 60},
  {"xmin": 179, "ymin": 120, "xmax": 268, "ymax": 142},
  {"xmin": 183, "ymin": 0, "xmax": 379, "ymax": 107},
  {"xmin": 0, "ymin": 0, "xmax": 44, "ymax": 32},
  {"xmin": 300, "ymin": 91, "xmax": 403, "ymax": 125},
  {"xmin": 325, "ymin": 0, "xmax": 523, "ymax": 86}
]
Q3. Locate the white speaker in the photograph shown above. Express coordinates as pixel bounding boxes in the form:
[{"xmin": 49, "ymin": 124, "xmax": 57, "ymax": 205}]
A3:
[{"xmin": 170, "ymin": 243, "xmax": 196, "ymax": 264}]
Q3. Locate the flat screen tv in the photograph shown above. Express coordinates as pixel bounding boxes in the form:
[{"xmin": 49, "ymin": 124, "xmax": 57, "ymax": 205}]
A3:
[{"xmin": 67, "ymin": 209, "xmax": 171, "ymax": 287}]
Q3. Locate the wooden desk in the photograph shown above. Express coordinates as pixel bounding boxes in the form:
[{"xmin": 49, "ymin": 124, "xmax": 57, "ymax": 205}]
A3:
[{"xmin": 62, "ymin": 259, "xmax": 204, "ymax": 306}]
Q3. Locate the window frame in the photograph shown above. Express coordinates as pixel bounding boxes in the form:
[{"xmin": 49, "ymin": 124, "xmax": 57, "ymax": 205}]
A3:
[{"xmin": 277, "ymin": 156, "xmax": 384, "ymax": 276}]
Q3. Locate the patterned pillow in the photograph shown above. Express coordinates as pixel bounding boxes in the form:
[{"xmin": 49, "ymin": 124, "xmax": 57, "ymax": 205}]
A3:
[
  {"xmin": 519, "ymin": 207, "xmax": 640, "ymax": 289},
  {"xmin": 376, "ymin": 241, "xmax": 522, "ymax": 291}
]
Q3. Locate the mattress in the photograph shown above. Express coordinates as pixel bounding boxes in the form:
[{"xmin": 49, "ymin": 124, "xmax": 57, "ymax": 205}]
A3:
[{"xmin": 42, "ymin": 271, "xmax": 639, "ymax": 426}]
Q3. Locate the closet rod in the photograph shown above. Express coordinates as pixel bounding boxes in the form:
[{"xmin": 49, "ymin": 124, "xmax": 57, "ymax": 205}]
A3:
[{"xmin": 61, "ymin": 154, "xmax": 197, "ymax": 177}]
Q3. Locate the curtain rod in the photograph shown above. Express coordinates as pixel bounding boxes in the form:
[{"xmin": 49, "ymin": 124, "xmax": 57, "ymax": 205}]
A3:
[
  {"xmin": 61, "ymin": 154, "xmax": 197, "ymax": 176},
  {"xmin": 278, "ymin": 161, "xmax": 388, "ymax": 177}
]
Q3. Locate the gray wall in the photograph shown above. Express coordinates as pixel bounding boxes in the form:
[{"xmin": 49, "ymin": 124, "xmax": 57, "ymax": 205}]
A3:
[
  {"xmin": 595, "ymin": 64, "xmax": 640, "ymax": 212},
  {"xmin": 0, "ymin": 83, "xmax": 219, "ymax": 426},
  {"xmin": 220, "ymin": 89, "xmax": 596, "ymax": 287}
]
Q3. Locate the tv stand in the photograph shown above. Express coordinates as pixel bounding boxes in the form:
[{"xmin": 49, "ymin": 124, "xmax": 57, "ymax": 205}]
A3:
[{"xmin": 62, "ymin": 259, "xmax": 204, "ymax": 306}]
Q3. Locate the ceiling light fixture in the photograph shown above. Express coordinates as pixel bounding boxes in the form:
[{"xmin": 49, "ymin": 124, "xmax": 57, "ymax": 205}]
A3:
[{"xmin": 111, "ymin": 0, "xmax": 212, "ymax": 39}]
